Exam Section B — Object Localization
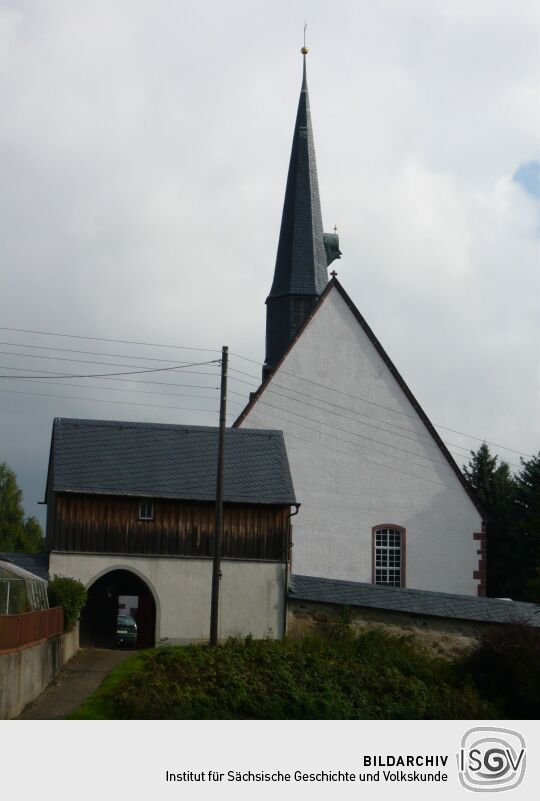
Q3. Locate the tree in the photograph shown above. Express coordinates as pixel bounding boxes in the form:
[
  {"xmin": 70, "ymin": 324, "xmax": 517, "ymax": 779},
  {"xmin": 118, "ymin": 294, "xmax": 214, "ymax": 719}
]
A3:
[
  {"xmin": 0, "ymin": 462, "xmax": 44, "ymax": 552},
  {"xmin": 463, "ymin": 444, "xmax": 521, "ymax": 599},
  {"xmin": 515, "ymin": 453, "xmax": 540, "ymax": 602}
]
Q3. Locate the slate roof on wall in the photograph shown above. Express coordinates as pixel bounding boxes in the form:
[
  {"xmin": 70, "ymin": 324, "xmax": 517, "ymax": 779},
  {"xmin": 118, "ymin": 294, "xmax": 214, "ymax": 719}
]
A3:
[
  {"xmin": 48, "ymin": 418, "xmax": 297, "ymax": 506},
  {"xmin": 289, "ymin": 574, "xmax": 540, "ymax": 627}
]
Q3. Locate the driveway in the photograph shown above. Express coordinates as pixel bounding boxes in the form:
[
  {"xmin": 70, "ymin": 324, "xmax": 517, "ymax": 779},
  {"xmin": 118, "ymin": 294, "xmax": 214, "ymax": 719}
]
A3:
[{"xmin": 17, "ymin": 648, "xmax": 132, "ymax": 720}]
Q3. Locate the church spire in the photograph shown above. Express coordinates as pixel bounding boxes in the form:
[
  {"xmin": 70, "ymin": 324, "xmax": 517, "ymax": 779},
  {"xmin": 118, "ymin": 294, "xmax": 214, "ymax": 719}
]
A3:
[{"xmin": 263, "ymin": 46, "xmax": 341, "ymax": 379}]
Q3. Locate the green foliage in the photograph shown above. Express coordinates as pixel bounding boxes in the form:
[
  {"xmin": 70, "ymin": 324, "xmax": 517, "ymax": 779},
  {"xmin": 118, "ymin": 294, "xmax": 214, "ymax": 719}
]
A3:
[
  {"xmin": 516, "ymin": 454, "xmax": 540, "ymax": 601},
  {"xmin": 0, "ymin": 462, "xmax": 44, "ymax": 552},
  {"xmin": 460, "ymin": 625, "xmax": 540, "ymax": 718},
  {"xmin": 47, "ymin": 575, "xmax": 87, "ymax": 632},
  {"xmin": 463, "ymin": 445, "xmax": 540, "ymax": 600},
  {"xmin": 70, "ymin": 651, "xmax": 149, "ymax": 719},
  {"xmin": 73, "ymin": 629, "xmax": 496, "ymax": 720}
]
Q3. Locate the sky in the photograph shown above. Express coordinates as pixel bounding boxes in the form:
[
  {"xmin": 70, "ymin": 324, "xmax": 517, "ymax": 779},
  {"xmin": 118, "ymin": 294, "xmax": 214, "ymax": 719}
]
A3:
[{"xmin": 0, "ymin": 0, "xmax": 538, "ymax": 527}]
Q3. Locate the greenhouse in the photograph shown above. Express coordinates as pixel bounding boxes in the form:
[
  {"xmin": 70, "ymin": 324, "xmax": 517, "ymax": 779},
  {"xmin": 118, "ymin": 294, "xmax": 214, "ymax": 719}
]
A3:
[{"xmin": 0, "ymin": 559, "xmax": 49, "ymax": 615}]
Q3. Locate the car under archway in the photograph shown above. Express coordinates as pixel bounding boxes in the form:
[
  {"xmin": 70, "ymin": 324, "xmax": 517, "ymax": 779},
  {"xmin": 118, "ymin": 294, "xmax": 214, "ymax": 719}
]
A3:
[{"xmin": 81, "ymin": 569, "xmax": 156, "ymax": 649}]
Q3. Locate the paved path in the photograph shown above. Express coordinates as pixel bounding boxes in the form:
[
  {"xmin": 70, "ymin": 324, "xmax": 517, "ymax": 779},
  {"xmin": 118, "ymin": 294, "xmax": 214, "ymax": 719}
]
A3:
[{"xmin": 17, "ymin": 648, "xmax": 132, "ymax": 720}]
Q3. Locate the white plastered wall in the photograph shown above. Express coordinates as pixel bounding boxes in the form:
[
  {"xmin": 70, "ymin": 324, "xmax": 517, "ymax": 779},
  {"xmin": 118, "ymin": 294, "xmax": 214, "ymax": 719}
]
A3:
[
  {"xmin": 49, "ymin": 552, "xmax": 285, "ymax": 642},
  {"xmin": 239, "ymin": 286, "xmax": 482, "ymax": 596}
]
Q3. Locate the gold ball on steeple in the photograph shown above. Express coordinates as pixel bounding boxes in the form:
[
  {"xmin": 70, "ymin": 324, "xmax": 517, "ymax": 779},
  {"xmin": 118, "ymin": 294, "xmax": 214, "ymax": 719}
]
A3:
[{"xmin": 301, "ymin": 46, "xmax": 309, "ymax": 55}]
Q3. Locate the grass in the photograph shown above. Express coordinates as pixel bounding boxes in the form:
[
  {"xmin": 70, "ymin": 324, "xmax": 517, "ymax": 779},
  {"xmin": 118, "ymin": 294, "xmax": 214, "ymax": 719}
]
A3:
[
  {"xmin": 69, "ymin": 650, "xmax": 149, "ymax": 719},
  {"xmin": 70, "ymin": 627, "xmax": 499, "ymax": 720}
]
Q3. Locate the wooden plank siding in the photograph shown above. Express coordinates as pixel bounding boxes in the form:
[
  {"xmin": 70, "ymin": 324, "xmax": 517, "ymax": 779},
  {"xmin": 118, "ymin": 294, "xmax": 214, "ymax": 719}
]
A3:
[{"xmin": 49, "ymin": 493, "xmax": 290, "ymax": 561}]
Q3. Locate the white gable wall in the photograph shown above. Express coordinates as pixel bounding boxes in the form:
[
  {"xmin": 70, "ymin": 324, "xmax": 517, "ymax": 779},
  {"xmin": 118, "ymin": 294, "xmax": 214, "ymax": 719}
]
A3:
[{"xmin": 238, "ymin": 286, "xmax": 482, "ymax": 596}]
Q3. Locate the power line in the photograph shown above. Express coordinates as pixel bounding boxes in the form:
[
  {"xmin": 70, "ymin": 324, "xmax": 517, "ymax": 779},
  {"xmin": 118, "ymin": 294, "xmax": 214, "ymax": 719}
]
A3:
[
  {"xmin": 226, "ymin": 397, "xmax": 465, "ymax": 493},
  {"xmin": 0, "ymin": 358, "xmax": 220, "ymax": 380},
  {"xmin": 232, "ymin": 382, "xmax": 454, "ymax": 450},
  {"xmin": 229, "ymin": 393, "xmax": 460, "ymax": 473},
  {"xmin": 0, "ymin": 327, "xmax": 220, "ymax": 353},
  {"xmin": 0, "ymin": 364, "xmax": 220, "ymax": 387},
  {"xmin": 0, "ymin": 377, "xmax": 219, "ymax": 401},
  {"xmin": 0, "ymin": 323, "xmax": 530, "ymax": 458},
  {"xmin": 227, "ymin": 361, "xmax": 532, "ymax": 458},
  {"xmin": 0, "ymin": 340, "xmax": 216, "ymax": 364},
  {"xmin": 227, "ymin": 386, "xmax": 522, "ymax": 471},
  {"xmin": 0, "ymin": 387, "xmax": 219, "ymax": 414}
]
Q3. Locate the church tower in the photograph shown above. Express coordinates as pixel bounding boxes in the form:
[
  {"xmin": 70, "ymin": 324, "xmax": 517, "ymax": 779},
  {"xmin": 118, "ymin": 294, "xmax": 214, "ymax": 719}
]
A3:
[{"xmin": 263, "ymin": 48, "xmax": 341, "ymax": 379}]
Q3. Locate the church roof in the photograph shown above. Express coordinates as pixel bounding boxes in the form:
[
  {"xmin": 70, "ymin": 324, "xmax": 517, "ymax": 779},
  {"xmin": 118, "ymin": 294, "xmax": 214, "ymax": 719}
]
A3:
[
  {"xmin": 289, "ymin": 573, "xmax": 540, "ymax": 627},
  {"xmin": 268, "ymin": 54, "xmax": 328, "ymax": 299},
  {"xmin": 234, "ymin": 277, "xmax": 483, "ymax": 514},
  {"xmin": 46, "ymin": 418, "xmax": 297, "ymax": 506}
]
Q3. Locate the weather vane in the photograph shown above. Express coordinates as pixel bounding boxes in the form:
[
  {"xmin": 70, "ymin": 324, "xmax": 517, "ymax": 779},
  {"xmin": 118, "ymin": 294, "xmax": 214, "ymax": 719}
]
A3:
[{"xmin": 301, "ymin": 23, "xmax": 308, "ymax": 55}]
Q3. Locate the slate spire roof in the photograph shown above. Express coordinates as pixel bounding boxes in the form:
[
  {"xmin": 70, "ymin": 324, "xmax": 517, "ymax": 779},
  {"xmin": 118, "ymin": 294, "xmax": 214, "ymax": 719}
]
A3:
[
  {"xmin": 268, "ymin": 54, "xmax": 329, "ymax": 299},
  {"xmin": 263, "ymin": 52, "xmax": 341, "ymax": 378}
]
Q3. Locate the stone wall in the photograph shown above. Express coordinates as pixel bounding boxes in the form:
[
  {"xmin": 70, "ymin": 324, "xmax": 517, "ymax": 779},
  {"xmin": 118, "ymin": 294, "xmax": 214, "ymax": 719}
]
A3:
[
  {"xmin": 287, "ymin": 600, "xmax": 497, "ymax": 658},
  {"xmin": 0, "ymin": 624, "xmax": 79, "ymax": 719}
]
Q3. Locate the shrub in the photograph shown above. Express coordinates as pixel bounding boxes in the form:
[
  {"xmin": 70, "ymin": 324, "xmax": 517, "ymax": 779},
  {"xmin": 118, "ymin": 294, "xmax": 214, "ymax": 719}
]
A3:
[
  {"xmin": 102, "ymin": 628, "xmax": 496, "ymax": 719},
  {"xmin": 460, "ymin": 624, "xmax": 540, "ymax": 718},
  {"xmin": 47, "ymin": 575, "xmax": 87, "ymax": 632}
]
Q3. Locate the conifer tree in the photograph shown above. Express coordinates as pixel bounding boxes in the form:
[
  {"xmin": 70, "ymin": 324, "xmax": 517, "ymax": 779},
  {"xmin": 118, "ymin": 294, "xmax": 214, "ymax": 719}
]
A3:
[
  {"xmin": 515, "ymin": 453, "xmax": 540, "ymax": 602},
  {"xmin": 463, "ymin": 444, "xmax": 519, "ymax": 598}
]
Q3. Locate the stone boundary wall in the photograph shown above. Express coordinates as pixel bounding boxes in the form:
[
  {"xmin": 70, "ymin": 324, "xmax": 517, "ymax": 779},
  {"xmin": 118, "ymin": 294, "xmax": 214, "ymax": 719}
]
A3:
[
  {"xmin": 287, "ymin": 600, "xmax": 499, "ymax": 658},
  {"xmin": 0, "ymin": 624, "xmax": 79, "ymax": 719}
]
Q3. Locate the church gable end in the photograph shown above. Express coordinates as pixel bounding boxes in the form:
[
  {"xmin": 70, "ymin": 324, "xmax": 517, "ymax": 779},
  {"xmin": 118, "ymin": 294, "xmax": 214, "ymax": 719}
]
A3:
[{"xmin": 236, "ymin": 280, "xmax": 483, "ymax": 596}]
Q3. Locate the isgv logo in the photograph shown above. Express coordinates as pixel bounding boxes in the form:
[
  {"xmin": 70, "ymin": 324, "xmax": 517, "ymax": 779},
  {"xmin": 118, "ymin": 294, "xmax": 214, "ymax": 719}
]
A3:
[{"xmin": 457, "ymin": 727, "xmax": 526, "ymax": 792}]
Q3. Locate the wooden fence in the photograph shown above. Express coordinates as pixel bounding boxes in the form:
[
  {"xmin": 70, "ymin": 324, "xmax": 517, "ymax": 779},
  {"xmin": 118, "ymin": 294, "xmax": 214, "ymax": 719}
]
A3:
[{"xmin": 0, "ymin": 607, "xmax": 64, "ymax": 653}]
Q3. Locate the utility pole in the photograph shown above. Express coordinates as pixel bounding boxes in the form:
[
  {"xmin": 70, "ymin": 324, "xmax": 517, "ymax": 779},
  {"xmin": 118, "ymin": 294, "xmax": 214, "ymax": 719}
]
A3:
[{"xmin": 210, "ymin": 345, "xmax": 228, "ymax": 646}]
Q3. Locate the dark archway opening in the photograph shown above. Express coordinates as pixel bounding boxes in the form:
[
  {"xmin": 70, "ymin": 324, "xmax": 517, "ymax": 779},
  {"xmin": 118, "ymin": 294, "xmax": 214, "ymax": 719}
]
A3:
[{"xmin": 81, "ymin": 569, "xmax": 156, "ymax": 649}]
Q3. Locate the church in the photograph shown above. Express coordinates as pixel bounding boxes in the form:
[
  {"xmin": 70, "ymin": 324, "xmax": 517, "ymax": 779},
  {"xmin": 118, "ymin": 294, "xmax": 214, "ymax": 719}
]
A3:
[
  {"xmin": 40, "ymin": 49, "xmax": 492, "ymax": 651},
  {"xmin": 234, "ymin": 49, "xmax": 485, "ymax": 598}
]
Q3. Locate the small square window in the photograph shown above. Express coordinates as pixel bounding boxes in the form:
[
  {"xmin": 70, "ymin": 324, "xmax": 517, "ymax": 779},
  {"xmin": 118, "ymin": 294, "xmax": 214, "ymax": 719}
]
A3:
[{"xmin": 139, "ymin": 500, "xmax": 153, "ymax": 520}]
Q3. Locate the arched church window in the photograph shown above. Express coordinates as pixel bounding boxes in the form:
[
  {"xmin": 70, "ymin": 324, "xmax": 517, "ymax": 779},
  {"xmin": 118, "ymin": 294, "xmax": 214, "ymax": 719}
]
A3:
[{"xmin": 372, "ymin": 525, "xmax": 406, "ymax": 588}]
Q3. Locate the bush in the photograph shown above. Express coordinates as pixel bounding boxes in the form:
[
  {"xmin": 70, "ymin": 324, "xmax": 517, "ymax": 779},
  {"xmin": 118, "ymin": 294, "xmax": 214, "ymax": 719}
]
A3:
[
  {"xmin": 47, "ymin": 575, "xmax": 87, "ymax": 632},
  {"xmin": 460, "ymin": 624, "xmax": 540, "ymax": 718},
  {"xmin": 102, "ymin": 628, "xmax": 496, "ymax": 719}
]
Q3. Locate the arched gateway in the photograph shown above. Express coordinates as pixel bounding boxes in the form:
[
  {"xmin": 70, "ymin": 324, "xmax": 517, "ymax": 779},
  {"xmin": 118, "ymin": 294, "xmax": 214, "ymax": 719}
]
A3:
[{"xmin": 81, "ymin": 569, "xmax": 156, "ymax": 649}]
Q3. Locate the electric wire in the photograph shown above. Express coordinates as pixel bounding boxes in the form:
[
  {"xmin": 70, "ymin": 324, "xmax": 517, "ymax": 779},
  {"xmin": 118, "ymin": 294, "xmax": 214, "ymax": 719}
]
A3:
[
  {"xmin": 226, "ymin": 397, "xmax": 465, "ymax": 493},
  {"xmin": 0, "ymin": 387, "xmax": 219, "ymax": 414},
  {"xmin": 0, "ymin": 377, "xmax": 219, "ymax": 401},
  {"xmin": 0, "ymin": 364, "xmax": 220, "ymax": 387},
  {"xmin": 228, "ymin": 393, "xmax": 460, "ymax": 472},
  {"xmin": 227, "ymin": 361, "xmax": 532, "ymax": 458},
  {"xmin": 0, "ymin": 327, "xmax": 220, "ymax": 353},
  {"xmin": 0, "ymin": 340, "xmax": 215, "ymax": 365},
  {"xmin": 227, "ymin": 386, "xmax": 522, "ymax": 472},
  {"xmin": 0, "ymin": 325, "xmax": 530, "ymax": 458},
  {"xmin": 0, "ymin": 357, "xmax": 220, "ymax": 380}
]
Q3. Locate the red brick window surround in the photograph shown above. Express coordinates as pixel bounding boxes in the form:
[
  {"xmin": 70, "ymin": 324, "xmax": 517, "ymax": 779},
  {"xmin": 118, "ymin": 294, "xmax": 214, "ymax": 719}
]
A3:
[{"xmin": 372, "ymin": 525, "xmax": 406, "ymax": 588}]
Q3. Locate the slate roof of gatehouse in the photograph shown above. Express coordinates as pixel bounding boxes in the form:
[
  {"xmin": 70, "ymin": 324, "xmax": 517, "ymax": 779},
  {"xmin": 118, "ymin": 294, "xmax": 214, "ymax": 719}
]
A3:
[
  {"xmin": 289, "ymin": 574, "xmax": 540, "ymax": 627},
  {"xmin": 47, "ymin": 418, "xmax": 297, "ymax": 506}
]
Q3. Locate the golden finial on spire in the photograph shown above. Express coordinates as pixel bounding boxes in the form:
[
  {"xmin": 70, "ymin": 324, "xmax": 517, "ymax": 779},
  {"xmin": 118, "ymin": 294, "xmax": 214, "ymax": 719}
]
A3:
[{"xmin": 301, "ymin": 23, "xmax": 309, "ymax": 55}]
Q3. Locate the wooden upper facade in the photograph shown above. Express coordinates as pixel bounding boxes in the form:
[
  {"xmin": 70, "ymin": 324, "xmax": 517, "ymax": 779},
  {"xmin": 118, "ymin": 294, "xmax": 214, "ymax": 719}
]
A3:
[{"xmin": 47, "ymin": 492, "xmax": 291, "ymax": 562}]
